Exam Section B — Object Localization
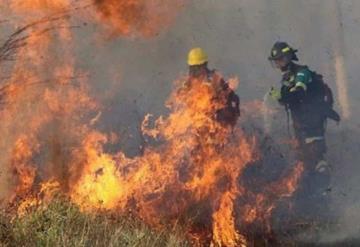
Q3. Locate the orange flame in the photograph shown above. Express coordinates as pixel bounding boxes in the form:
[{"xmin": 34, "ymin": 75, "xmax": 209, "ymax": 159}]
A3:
[
  {"xmin": 212, "ymin": 191, "xmax": 247, "ymax": 247},
  {"xmin": 10, "ymin": 136, "xmax": 38, "ymax": 199},
  {"xmin": 92, "ymin": 0, "xmax": 187, "ymax": 37},
  {"xmin": 68, "ymin": 75, "xmax": 303, "ymax": 245},
  {"xmin": 1, "ymin": 2, "xmax": 305, "ymax": 245},
  {"xmin": 70, "ymin": 132, "xmax": 126, "ymax": 210},
  {"xmin": 9, "ymin": 0, "xmax": 69, "ymax": 12}
]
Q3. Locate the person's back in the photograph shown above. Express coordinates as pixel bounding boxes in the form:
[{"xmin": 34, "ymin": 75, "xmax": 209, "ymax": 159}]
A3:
[{"xmin": 185, "ymin": 48, "xmax": 240, "ymax": 127}]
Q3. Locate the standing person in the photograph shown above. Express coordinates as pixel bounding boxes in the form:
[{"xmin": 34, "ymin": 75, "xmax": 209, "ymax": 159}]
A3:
[
  {"xmin": 184, "ymin": 47, "xmax": 240, "ymax": 127},
  {"xmin": 268, "ymin": 41, "xmax": 340, "ymax": 219}
]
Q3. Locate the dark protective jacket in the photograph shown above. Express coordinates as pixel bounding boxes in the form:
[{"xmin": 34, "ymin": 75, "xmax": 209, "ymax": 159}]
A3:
[
  {"xmin": 278, "ymin": 63, "xmax": 330, "ymax": 141},
  {"xmin": 185, "ymin": 69, "xmax": 240, "ymax": 127}
]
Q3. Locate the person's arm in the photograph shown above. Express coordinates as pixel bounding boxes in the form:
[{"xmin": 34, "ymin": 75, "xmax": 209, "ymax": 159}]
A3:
[
  {"xmin": 280, "ymin": 69, "xmax": 311, "ymax": 104},
  {"xmin": 220, "ymin": 78, "xmax": 229, "ymax": 91},
  {"xmin": 293, "ymin": 69, "xmax": 311, "ymax": 92},
  {"xmin": 219, "ymin": 77, "xmax": 240, "ymax": 116},
  {"xmin": 229, "ymin": 91, "xmax": 240, "ymax": 117},
  {"xmin": 279, "ymin": 85, "xmax": 303, "ymax": 105}
]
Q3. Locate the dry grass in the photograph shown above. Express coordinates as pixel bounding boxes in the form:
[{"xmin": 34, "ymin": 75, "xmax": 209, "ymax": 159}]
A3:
[{"xmin": 0, "ymin": 199, "xmax": 189, "ymax": 247}]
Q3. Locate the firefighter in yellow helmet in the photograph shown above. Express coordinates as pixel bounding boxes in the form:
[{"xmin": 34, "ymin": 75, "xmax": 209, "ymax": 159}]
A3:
[{"xmin": 184, "ymin": 47, "xmax": 240, "ymax": 127}]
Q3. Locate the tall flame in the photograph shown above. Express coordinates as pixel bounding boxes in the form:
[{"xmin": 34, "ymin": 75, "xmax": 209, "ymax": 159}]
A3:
[
  {"xmin": 69, "ymin": 77, "xmax": 303, "ymax": 245},
  {"xmin": 0, "ymin": 1, "xmax": 304, "ymax": 245}
]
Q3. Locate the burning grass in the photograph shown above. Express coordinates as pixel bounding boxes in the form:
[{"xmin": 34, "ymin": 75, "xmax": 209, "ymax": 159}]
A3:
[
  {"xmin": 0, "ymin": 3, "xmax": 308, "ymax": 246},
  {"xmin": 0, "ymin": 198, "xmax": 190, "ymax": 247},
  {"xmin": 0, "ymin": 74, "xmax": 305, "ymax": 246}
]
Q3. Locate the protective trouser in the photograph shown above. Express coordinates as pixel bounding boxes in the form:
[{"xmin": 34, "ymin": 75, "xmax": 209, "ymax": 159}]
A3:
[{"xmin": 293, "ymin": 139, "xmax": 331, "ymax": 221}]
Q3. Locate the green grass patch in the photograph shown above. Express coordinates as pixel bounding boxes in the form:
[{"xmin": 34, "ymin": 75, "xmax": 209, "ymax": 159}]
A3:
[{"xmin": 0, "ymin": 199, "xmax": 189, "ymax": 247}]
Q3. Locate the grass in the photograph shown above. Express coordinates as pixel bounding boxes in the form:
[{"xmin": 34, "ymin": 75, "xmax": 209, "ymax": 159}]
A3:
[
  {"xmin": 0, "ymin": 199, "xmax": 190, "ymax": 247},
  {"xmin": 0, "ymin": 198, "xmax": 350, "ymax": 247}
]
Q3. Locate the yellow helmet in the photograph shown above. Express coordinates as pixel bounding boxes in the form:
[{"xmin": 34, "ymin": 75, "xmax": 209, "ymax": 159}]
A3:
[{"xmin": 187, "ymin": 47, "xmax": 208, "ymax": 66}]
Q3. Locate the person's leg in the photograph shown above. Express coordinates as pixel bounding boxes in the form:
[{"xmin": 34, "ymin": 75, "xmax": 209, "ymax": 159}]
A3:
[{"xmin": 304, "ymin": 140, "xmax": 331, "ymax": 221}]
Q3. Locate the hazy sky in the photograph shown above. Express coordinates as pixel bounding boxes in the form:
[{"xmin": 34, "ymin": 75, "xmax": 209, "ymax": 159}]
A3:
[{"xmin": 1, "ymin": 0, "xmax": 360, "ymax": 241}]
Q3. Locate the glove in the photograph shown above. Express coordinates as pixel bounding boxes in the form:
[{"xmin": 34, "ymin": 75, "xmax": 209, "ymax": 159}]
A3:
[
  {"xmin": 269, "ymin": 87, "xmax": 281, "ymax": 101},
  {"xmin": 315, "ymin": 160, "xmax": 331, "ymax": 173},
  {"xmin": 289, "ymin": 86, "xmax": 297, "ymax": 92}
]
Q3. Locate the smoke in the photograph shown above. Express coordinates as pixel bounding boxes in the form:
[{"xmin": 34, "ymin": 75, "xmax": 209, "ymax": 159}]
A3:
[
  {"xmin": 92, "ymin": 0, "xmax": 187, "ymax": 38},
  {"xmin": 85, "ymin": 0, "xmax": 360, "ymax": 243},
  {"xmin": 1, "ymin": 0, "xmax": 360, "ymax": 244}
]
